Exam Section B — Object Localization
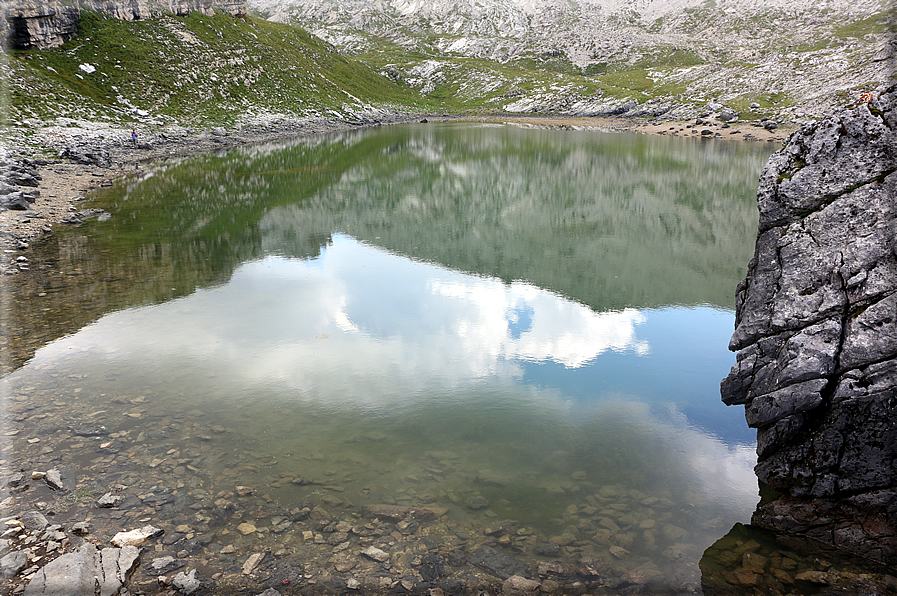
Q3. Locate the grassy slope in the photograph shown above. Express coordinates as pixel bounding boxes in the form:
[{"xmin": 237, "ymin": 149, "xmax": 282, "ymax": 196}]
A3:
[
  {"xmin": 4, "ymin": 11, "xmax": 431, "ymax": 127},
  {"xmin": 3, "ymin": 5, "xmax": 892, "ymax": 131},
  {"xmin": 2, "ymin": 10, "xmax": 614, "ymax": 128}
]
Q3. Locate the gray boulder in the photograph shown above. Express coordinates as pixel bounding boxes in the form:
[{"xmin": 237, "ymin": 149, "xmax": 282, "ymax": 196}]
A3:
[
  {"xmin": 20, "ymin": 511, "xmax": 48, "ymax": 531},
  {"xmin": 1, "ymin": 550, "xmax": 27, "ymax": 578},
  {"xmin": 24, "ymin": 542, "xmax": 139, "ymax": 595},
  {"xmin": 718, "ymin": 107, "xmax": 739, "ymax": 122},
  {"xmin": 721, "ymin": 85, "xmax": 897, "ymax": 567},
  {"xmin": 0, "ymin": 191, "xmax": 33, "ymax": 210}
]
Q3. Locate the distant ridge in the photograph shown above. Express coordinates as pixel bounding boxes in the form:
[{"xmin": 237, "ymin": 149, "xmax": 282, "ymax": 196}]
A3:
[{"xmin": 249, "ymin": 0, "xmax": 894, "ymax": 117}]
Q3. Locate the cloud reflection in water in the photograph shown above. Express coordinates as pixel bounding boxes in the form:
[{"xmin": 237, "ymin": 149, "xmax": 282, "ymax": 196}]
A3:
[{"xmin": 27, "ymin": 233, "xmax": 757, "ymax": 527}]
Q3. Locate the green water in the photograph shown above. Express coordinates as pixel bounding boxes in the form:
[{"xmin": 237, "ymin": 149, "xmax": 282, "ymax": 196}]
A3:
[{"xmin": 1, "ymin": 123, "xmax": 777, "ymax": 590}]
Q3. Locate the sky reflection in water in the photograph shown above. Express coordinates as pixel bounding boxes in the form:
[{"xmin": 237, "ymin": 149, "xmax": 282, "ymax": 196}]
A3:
[
  {"xmin": 10, "ymin": 125, "xmax": 778, "ymax": 562},
  {"xmin": 33, "ymin": 233, "xmax": 758, "ymax": 519}
]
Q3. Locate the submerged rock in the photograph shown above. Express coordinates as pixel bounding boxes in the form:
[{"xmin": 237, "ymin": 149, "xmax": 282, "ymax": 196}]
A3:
[{"xmin": 468, "ymin": 545, "xmax": 527, "ymax": 579}]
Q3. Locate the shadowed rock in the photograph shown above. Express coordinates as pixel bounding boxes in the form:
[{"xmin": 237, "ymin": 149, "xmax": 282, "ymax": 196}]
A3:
[{"xmin": 721, "ymin": 84, "xmax": 896, "ymax": 567}]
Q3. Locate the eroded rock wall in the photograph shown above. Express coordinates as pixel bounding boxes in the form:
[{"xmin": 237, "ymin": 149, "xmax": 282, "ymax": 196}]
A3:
[
  {"xmin": 2, "ymin": 0, "xmax": 246, "ymax": 49},
  {"xmin": 721, "ymin": 85, "xmax": 897, "ymax": 566}
]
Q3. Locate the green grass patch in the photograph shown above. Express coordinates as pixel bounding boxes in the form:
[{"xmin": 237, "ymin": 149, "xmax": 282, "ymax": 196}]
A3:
[
  {"xmin": 833, "ymin": 12, "xmax": 892, "ymax": 38},
  {"xmin": 634, "ymin": 48, "xmax": 706, "ymax": 70},
  {"xmin": 8, "ymin": 11, "xmax": 428, "ymax": 126}
]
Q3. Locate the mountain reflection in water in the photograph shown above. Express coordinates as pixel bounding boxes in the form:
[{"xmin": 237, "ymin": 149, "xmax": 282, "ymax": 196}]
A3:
[{"xmin": 2, "ymin": 123, "xmax": 778, "ymax": 593}]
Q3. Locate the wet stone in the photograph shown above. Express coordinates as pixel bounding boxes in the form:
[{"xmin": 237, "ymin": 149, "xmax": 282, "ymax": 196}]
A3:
[
  {"xmin": 96, "ymin": 492, "xmax": 124, "ymax": 508},
  {"xmin": 795, "ymin": 570, "xmax": 832, "ymax": 584},
  {"xmin": 575, "ymin": 558, "xmax": 608, "ymax": 576},
  {"xmin": 726, "ymin": 567, "xmax": 762, "ymax": 586},
  {"xmin": 44, "ymin": 470, "xmax": 64, "ymax": 490},
  {"xmin": 502, "ymin": 574, "xmax": 541, "ymax": 596},
  {"xmin": 19, "ymin": 512, "xmax": 48, "ymax": 531},
  {"xmin": 237, "ymin": 522, "xmax": 257, "ymax": 535},
  {"xmin": 172, "ymin": 569, "xmax": 202, "ymax": 594},
  {"xmin": 242, "ymin": 552, "xmax": 265, "ymax": 574},
  {"xmin": 537, "ymin": 561, "xmax": 567, "ymax": 577},
  {"xmin": 468, "ymin": 545, "xmax": 526, "ymax": 579},
  {"xmin": 464, "ymin": 496, "xmax": 490, "ymax": 510},
  {"xmin": 360, "ymin": 546, "xmax": 389, "ymax": 562},
  {"xmin": 147, "ymin": 555, "xmax": 183, "ymax": 576},
  {"xmin": 534, "ymin": 543, "xmax": 561, "ymax": 557},
  {"xmin": 110, "ymin": 525, "xmax": 163, "ymax": 547}
]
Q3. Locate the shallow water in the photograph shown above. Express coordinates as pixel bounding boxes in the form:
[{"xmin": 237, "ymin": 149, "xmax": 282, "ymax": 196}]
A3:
[{"xmin": 1, "ymin": 123, "xmax": 777, "ymax": 591}]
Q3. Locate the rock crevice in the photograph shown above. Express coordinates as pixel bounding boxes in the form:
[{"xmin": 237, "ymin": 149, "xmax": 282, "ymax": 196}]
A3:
[{"xmin": 722, "ymin": 85, "xmax": 896, "ymax": 567}]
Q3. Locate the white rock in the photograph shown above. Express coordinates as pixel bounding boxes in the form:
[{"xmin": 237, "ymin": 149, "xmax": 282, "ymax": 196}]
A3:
[
  {"xmin": 110, "ymin": 525, "xmax": 163, "ymax": 547},
  {"xmin": 44, "ymin": 469, "xmax": 63, "ymax": 490},
  {"xmin": 78, "ymin": 64, "xmax": 96, "ymax": 74},
  {"xmin": 360, "ymin": 546, "xmax": 389, "ymax": 562},
  {"xmin": 242, "ymin": 552, "xmax": 265, "ymax": 574},
  {"xmin": 172, "ymin": 569, "xmax": 202, "ymax": 594}
]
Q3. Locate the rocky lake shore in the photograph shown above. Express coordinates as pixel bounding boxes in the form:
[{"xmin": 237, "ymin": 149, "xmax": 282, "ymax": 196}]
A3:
[{"xmin": 0, "ymin": 110, "xmax": 790, "ymax": 273}]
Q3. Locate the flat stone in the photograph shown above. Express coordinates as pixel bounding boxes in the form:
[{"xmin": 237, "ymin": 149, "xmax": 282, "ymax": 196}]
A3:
[
  {"xmin": 96, "ymin": 493, "xmax": 124, "ymax": 508},
  {"xmin": 468, "ymin": 545, "xmax": 527, "ymax": 579},
  {"xmin": 20, "ymin": 511, "xmax": 48, "ymax": 531},
  {"xmin": 110, "ymin": 525, "xmax": 163, "ymax": 547},
  {"xmin": 44, "ymin": 470, "xmax": 64, "ymax": 490},
  {"xmin": 172, "ymin": 569, "xmax": 202, "ymax": 594},
  {"xmin": 237, "ymin": 522, "xmax": 257, "ymax": 535},
  {"xmin": 725, "ymin": 567, "xmax": 762, "ymax": 586},
  {"xmin": 1, "ymin": 550, "xmax": 27, "ymax": 578},
  {"xmin": 502, "ymin": 575, "xmax": 541, "ymax": 596},
  {"xmin": 609, "ymin": 545, "xmax": 629, "ymax": 558},
  {"xmin": 242, "ymin": 552, "xmax": 265, "ymax": 574},
  {"xmin": 795, "ymin": 570, "xmax": 831, "ymax": 584},
  {"xmin": 23, "ymin": 542, "xmax": 139, "ymax": 596},
  {"xmin": 360, "ymin": 546, "xmax": 389, "ymax": 562}
]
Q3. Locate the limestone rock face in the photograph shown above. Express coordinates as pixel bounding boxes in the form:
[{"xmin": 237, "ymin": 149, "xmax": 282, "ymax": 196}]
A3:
[
  {"xmin": 2, "ymin": 0, "xmax": 246, "ymax": 49},
  {"xmin": 721, "ymin": 85, "xmax": 897, "ymax": 566},
  {"xmin": 24, "ymin": 542, "xmax": 140, "ymax": 596},
  {"xmin": 3, "ymin": 0, "xmax": 79, "ymax": 49}
]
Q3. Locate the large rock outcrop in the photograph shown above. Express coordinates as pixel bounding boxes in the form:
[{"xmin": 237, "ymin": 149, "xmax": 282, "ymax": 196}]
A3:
[
  {"xmin": 2, "ymin": 0, "xmax": 246, "ymax": 50},
  {"xmin": 721, "ymin": 86, "xmax": 896, "ymax": 566}
]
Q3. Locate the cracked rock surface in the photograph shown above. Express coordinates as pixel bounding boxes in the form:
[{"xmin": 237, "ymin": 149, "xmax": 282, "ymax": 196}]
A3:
[
  {"xmin": 22, "ymin": 542, "xmax": 140, "ymax": 596},
  {"xmin": 721, "ymin": 85, "xmax": 896, "ymax": 567}
]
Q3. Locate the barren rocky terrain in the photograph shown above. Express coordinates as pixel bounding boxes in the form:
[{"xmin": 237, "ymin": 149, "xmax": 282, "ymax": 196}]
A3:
[{"xmin": 250, "ymin": 0, "xmax": 895, "ymax": 119}]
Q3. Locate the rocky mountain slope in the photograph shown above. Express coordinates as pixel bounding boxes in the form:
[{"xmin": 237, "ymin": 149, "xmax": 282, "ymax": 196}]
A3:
[{"xmin": 249, "ymin": 0, "xmax": 895, "ymax": 120}]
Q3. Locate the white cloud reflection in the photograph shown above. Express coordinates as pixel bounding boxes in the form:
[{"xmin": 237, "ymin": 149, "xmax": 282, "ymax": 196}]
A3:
[
  {"xmin": 24, "ymin": 235, "xmax": 757, "ymax": 522},
  {"xmin": 65, "ymin": 234, "xmax": 646, "ymax": 391}
]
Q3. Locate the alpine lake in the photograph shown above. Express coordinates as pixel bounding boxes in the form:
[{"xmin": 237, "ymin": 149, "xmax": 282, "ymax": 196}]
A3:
[{"xmin": 2, "ymin": 123, "xmax": 859, "ymax": 594}]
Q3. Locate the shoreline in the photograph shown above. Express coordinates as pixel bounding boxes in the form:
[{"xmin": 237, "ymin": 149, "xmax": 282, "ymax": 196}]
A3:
[
  {"xmin": 0, "ymin": 112, "xmax": 430, "ymax": 260},
  {"xmin": 467, "ymin": 114, "xmax": 791, "ymax": 144},
  {"xmin": 0, "ymin": 112, "xmax": 791, "ymax": 267}
]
